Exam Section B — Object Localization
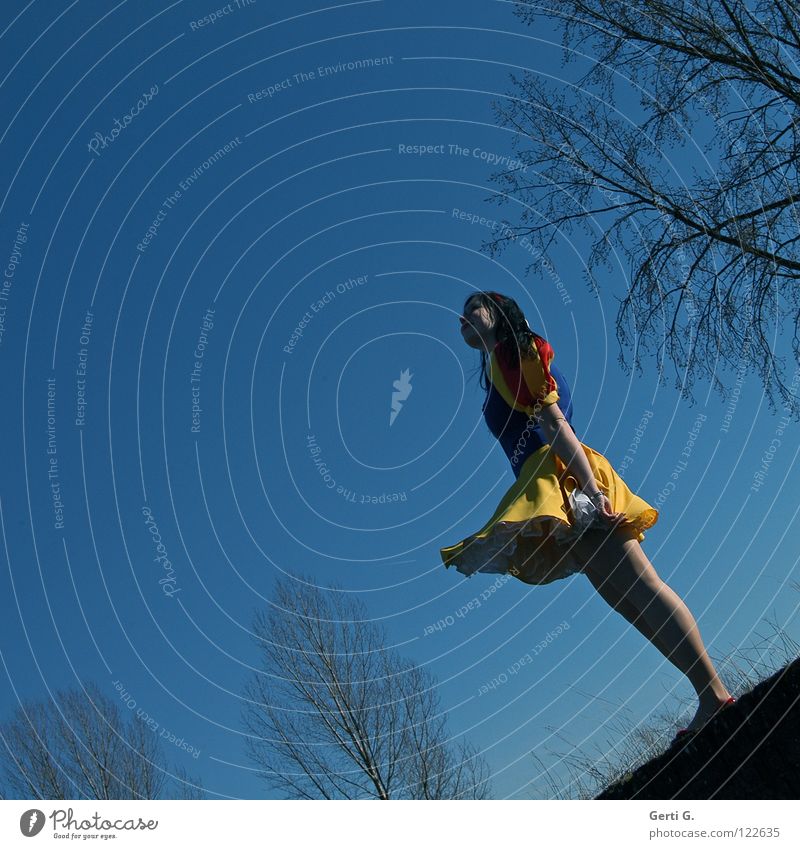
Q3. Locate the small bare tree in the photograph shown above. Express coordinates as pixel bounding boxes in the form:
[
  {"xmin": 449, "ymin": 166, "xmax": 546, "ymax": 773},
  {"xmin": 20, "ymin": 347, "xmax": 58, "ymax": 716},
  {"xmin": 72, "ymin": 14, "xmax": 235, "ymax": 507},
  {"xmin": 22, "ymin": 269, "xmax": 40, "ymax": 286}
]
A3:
[
  {"xmin": 487, "ymin": 0, "xmax": 800, "ymax": 416},
  {"xmin": 241, "ymin": 573, "xmax": 491, "ymax": 799},
  {"xmin": 0, "ymin": 681, "xmax": 204, "ymax": 799}
]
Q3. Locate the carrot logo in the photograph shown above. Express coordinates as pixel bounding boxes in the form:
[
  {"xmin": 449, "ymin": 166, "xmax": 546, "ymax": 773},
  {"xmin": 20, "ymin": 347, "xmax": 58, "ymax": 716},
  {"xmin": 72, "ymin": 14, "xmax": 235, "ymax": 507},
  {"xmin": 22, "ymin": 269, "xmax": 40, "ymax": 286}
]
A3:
[
  {"xmin": 19, "ymin": 809, "xmax": 46, "ymax": 836},
  {"xmin": 390, "ymin": 368, "xmax": 413, "ymax": 425}
]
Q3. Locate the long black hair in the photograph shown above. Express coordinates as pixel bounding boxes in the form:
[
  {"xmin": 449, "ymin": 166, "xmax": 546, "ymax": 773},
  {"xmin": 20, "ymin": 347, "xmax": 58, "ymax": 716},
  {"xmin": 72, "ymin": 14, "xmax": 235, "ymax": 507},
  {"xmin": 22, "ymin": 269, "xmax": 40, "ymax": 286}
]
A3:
[{"xmin": 463, "ymin": 290, "xmax": 537, "ymax": 392}]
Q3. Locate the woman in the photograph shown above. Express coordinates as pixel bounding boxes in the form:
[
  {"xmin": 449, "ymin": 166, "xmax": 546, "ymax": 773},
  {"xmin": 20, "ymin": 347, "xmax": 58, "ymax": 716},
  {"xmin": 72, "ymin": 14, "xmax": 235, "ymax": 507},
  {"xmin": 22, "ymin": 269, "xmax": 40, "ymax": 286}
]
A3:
[{"xmin": 439, "ymin": 291, "xmax": 735, "ymax": 742}]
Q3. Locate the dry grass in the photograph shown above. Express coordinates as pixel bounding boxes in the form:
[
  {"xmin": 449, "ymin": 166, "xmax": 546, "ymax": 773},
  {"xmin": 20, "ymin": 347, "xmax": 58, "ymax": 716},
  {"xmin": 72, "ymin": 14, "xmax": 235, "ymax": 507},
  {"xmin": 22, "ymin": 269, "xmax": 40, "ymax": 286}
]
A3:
[{"xmin": 523, "ymin": 614, "xmax": 800, "ymax": 799}]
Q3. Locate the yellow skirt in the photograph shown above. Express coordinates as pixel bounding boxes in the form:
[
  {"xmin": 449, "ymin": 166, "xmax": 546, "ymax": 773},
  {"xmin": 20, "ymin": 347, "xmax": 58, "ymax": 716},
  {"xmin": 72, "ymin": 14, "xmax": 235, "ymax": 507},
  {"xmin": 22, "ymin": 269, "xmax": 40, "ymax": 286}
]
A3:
[{"xmin": 439, "ymin": 442, "xmax": 658, "ymax": 585}]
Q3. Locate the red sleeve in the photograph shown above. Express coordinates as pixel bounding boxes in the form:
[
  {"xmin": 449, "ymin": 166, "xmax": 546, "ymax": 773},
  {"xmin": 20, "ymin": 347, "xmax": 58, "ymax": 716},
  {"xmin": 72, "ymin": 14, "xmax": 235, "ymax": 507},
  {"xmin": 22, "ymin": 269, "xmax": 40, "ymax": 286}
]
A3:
[{"xmin": 520, "ymin": 335, "xmax": 559, "ymax": 409}]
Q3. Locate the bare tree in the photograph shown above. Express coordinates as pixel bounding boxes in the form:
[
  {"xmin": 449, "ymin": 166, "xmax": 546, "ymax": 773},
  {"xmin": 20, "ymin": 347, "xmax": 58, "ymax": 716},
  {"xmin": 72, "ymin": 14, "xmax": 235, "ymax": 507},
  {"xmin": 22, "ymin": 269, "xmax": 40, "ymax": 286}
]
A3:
[
  {"xmin": 241, "ymin": 573, "xmax": 491, "ymax": 799},
  {"xmin": 0, "ymin": 681, "xmax": 204, "ymax": 799},
  {"xmin": 487, "ymin": 0, "xmax": 800, "ymax": 415}
]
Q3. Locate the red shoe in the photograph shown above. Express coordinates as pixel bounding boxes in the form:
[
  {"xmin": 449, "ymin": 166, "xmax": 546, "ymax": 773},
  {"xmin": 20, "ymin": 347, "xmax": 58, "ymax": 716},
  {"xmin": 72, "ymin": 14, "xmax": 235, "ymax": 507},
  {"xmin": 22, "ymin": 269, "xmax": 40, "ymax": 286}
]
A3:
[{"xmin": 672, "ymin": 696, "xmax": 736, "ymax": 745}]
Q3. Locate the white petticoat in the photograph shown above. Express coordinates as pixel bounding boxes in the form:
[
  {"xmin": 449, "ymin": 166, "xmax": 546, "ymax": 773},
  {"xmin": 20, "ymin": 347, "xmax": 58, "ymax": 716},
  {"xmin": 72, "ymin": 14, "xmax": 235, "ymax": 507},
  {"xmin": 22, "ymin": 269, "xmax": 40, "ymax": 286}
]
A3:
[{"xmin": 454, "ymin": 489, "xmax": 605, "ymax": 578}]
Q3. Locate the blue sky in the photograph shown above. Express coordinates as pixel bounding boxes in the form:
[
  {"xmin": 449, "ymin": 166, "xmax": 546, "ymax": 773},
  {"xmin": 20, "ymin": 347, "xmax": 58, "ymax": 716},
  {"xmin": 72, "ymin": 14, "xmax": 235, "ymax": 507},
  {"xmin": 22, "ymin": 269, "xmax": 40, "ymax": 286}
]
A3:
[{"xmin": 1, "ymin": 0, "xmax": 798, "ymax": 800}]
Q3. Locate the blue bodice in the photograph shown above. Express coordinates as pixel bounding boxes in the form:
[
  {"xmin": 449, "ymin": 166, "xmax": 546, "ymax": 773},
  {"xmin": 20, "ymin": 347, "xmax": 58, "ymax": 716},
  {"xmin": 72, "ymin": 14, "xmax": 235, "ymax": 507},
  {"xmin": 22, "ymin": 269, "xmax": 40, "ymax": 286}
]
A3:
[{"xmin": 482, "ymin": 361, "xmax": 575, "ymax": 478}]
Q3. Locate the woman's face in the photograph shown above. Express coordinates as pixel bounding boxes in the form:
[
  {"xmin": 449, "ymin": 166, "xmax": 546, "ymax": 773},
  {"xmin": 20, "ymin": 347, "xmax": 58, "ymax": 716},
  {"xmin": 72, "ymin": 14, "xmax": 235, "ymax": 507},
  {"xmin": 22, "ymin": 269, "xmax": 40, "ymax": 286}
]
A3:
[{"xmin": 459, "ymin": 298, "xmax": 495, "ymax": 349}]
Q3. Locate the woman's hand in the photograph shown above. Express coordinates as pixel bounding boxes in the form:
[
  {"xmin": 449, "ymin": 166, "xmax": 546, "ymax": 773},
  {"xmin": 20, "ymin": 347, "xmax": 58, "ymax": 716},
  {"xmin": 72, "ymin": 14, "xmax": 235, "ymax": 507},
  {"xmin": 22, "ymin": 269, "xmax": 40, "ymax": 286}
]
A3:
[{"xmin": 595, "ymin": 493, "xmax": 627, "ymax": 526}]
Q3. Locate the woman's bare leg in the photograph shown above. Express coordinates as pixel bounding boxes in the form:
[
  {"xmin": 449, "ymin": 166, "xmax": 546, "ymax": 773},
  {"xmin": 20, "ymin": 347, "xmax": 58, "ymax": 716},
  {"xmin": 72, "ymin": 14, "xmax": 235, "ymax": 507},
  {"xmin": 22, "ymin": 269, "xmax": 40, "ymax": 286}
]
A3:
[
  {"xmin": 582, "ymin": 561, "xmax": 674, "ymax": 659},
  {"xmin": 573, "ymin": 526, "xmax": 732, "ymax": 730}
]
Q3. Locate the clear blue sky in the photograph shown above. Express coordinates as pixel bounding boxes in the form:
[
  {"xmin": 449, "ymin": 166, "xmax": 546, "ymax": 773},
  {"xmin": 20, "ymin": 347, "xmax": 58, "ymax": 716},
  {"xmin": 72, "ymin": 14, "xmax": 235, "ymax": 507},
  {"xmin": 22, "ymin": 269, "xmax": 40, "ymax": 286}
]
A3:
[{"xmin": 1, "ymin": 0, "xmax": 798, "ymax": 800}]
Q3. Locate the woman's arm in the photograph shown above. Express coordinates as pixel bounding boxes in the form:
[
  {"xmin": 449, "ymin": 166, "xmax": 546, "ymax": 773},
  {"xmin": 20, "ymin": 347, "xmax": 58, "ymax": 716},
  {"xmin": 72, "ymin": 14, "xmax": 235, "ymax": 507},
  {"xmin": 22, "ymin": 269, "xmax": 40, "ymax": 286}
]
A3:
[
  {"xmin": 537, "ymin": 402, "xmax": 598, "ymax": 494},
  {"xmin": 536, "ymin": 402, "xmax": 626, "ymax": 524}
]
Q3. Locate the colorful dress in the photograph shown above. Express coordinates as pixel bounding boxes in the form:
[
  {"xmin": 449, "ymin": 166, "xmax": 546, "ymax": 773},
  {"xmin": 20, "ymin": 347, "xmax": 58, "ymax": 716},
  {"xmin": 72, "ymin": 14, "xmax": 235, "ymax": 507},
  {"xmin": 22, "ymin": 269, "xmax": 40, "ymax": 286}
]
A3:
[{"xmin": 439, "ymin": 335, "xmax": 658, "ymax": 584}]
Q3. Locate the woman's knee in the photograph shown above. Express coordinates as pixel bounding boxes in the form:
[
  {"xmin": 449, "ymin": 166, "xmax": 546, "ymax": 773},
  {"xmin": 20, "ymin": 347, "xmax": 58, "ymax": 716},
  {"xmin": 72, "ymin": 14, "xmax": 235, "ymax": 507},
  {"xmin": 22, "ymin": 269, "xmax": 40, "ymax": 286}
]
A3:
[
  {"xmin": 612, "ymin": 542, "xmax": 666, "ymax": 601},
  {"xmin": 583, "ymin": 561, "xmax": 649, "ymax": 627}
]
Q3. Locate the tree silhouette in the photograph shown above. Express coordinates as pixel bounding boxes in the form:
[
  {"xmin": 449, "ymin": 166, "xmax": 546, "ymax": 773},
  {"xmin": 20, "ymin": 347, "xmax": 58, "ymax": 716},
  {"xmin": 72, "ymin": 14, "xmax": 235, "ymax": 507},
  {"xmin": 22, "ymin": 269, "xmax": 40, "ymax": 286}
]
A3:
[
  {"xmin": 0, "ymin": 681, "xmax": 204, "ymax": 799},
  {"xmin": 487, "ymin": 0, "xmax": 800, "ymax": 415},
  {"xmin": 241, "ymin": 573, "xmax": 491, "ymax": 799}
]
